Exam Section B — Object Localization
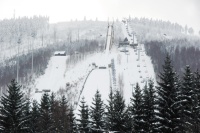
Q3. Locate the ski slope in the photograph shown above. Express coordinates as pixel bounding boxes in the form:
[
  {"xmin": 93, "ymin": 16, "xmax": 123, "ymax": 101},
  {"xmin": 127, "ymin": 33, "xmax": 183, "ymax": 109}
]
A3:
[
  {"xmin": 76, "ymin": 21, "xmax": 156, "ymax": 107},
  {"xmin": 81, "ymin": 69, "xmax": 110, "ymax": 104},
  {"xmin": 31, "ymin": 21, "xmax": 156, "ymax": 108},
  {"xmin": 31, "ymin": 56, "xmax": 68, "ymax": 101}
]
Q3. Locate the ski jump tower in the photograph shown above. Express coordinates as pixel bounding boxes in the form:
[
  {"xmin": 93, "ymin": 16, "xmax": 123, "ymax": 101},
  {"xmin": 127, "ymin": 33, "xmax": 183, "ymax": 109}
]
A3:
[{"xmin": 105, "ymin": 21, "xmax": 114, "ymax": 54}]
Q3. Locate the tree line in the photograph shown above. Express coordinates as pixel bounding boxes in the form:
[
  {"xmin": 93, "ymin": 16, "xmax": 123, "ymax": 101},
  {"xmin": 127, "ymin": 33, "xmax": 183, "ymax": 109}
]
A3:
[
  {"xmin": 1, "ymin": 55, "xmax": 200, "ymax": 132},
  {"xmin": 145, "ymin": 39, "xmax": 200, "ymax": 78}
]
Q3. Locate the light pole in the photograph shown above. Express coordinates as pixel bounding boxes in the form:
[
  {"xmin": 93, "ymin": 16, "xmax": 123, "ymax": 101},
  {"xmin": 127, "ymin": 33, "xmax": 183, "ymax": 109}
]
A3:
[
  {"xmin": 17, "ymin": 35, "xmax": 21, "ymax": 82},
  {"xmin": 130, "ymin": 83, "xmax": 134, "ymax": 93}
]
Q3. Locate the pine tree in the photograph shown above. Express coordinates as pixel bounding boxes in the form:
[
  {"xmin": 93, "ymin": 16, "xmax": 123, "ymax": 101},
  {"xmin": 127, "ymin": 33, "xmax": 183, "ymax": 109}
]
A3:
[
  {"xmin": 59, "ymin": 95, "xmax": 69, "ymax": 132},
  {"xmin": 49, "ymin": 92, "xmax": 60, "ymax": 132},
  {"xmin": 77, "ymin": 97, "xmax": 90, "ymax": 132},
  {"xmin": 124, "ymin": 106, "xmax": 133, "ymax": 132},
  {"xmin": 130, "ymin": 83, "xmax": 144, "ymax": 133},
  {"xmin": 192, "ymin": 70, "xmax": 200, "ymax": 132},
  {"xmin": 0, "ymin": 79, "xmax": 27, "ymax": 132},
  {"xmin": 112, "ymin": 90, "xmax": 127, "ymax": 132},
  {"xmin": 156, "ymin": 54, "xmax": 181, "ymax": 133},
  {"xmin": 105, "ymin": 89, "xmax": 115, "ymax": 131},
  {"xmin": 23, "ymin": 99, "xmax": 32, "ymax": 132},
  {"xmin": 69, "ymin": 106, "xmax": 77, "ymax": 133},
  {"xmin": 143, "ymin": 80, "xmax": 157, "ymax": 133},
  {"xmin": 180, "ymin": 66, "xmax": 195, "ymax": 132},
  {"xmin": 90, "ymin": 90, "xmax": 105, "ymax": 133},
  {"xmin": 39, "ymin": 92, "xmax": 52, "ymax": 132},
  {"xmin": 30, "ymin": 100, "xmax": 40, "ymax": 133}
]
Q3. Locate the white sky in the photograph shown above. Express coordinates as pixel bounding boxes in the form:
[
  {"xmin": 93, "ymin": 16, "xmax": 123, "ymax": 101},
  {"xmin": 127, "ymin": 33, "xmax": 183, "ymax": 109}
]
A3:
[{"xmin": 0, "ymin": 0, "xmax": 200, "ymax": 33}]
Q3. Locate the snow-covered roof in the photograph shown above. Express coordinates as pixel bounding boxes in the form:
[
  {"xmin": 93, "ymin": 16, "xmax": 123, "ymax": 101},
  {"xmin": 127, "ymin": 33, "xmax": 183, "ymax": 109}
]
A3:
[{"xmin": 54, "ymin": 51, "xmax": 66, "ymax": 55}]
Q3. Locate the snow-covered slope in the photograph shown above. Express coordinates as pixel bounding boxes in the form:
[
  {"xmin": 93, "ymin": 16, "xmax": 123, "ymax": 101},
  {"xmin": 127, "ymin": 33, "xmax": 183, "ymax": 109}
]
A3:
[
  {"xmin": 31, "ymin": 56, "xmax": 68, "ymax": 101},
  {"xmin": 31, "ymin": 21, "xmax": 156, "ymax": 108}
]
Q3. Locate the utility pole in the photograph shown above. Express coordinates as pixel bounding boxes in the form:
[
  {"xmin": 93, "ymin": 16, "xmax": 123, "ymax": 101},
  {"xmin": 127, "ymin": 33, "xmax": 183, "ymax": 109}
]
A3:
[
  {"xmin": 17, "ymin": 35, "xmax": 21, "ymax": 82},
  {"xmin": 31, "ymin": 32, "xmax": 36, "ymax": 76}
]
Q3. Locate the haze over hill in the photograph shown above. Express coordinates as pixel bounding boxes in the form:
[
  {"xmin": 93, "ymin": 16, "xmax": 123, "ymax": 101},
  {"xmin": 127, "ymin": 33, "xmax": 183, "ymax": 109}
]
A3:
[{"xmin": 0, "ymin": 0, "xmax": 200, "ymax": 34}]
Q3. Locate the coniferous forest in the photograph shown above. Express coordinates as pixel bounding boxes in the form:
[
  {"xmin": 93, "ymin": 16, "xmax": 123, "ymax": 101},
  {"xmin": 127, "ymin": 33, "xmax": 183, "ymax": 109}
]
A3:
[{"xmin": 1, "ymin": 55, "xmax": 200, "ymax": 133}]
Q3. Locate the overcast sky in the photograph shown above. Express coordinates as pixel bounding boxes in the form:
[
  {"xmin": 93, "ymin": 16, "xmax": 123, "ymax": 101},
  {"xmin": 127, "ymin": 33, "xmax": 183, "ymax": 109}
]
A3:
[{"xmin": 0, "ymin": 0, "xmax": 199, "ymax": 33}]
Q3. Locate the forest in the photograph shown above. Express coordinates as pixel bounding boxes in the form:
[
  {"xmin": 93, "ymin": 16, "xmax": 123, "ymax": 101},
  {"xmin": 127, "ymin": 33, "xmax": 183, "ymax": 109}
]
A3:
[{"xmin": 1, "ymin": 55, "xmax": 200, "ymax": 133}]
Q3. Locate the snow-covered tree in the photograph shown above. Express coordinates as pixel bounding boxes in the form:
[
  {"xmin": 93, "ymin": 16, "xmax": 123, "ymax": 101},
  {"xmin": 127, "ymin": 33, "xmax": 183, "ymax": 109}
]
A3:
[
  {"xmin": 68, "ymin": 106, "xmax": 77, "ymax": 133},
  {"xmin": 59, "ymin": 95, "xmax": 69, "ymax": 132},
  {"xmin": 39, "ymin": 92, "xmax": 52, "ymax": 132},
  {"xmin": 130, "ymin": 83, "xmax": 144, "ymax": 133},
  {"xmin": 112, "ymin": 90, "xmax": 127, "ymax": 132},
  {"xmin": 23, "ymin": 99, "xmax": 32, "ymax": 132},
  {"xmin": 77, "ymin": 97, "xmax": 90, "ymax": 132},
  {"xmin": 105, "ymin": 89, "xmax": 115, "ymax": 131},
  {"xmin": 156, "ymin": 54, "xmax": 181, "ymax": 133},
  {"xmin": 0, "ymin": 79, "xmax": 27, "ymax": 132},
  {"xmin": 188, "ymin": 27, "xmax": 194, "ymax": 35},
  {"xmin": 192, "ymin": 70, "xmax": 200, "ymax": 133},
  {"xmin": 30, "ymin": 100, "xmax": 40, "ymax": 132},
  {"xmin": 90, "ymin": 90, "xmax": 105, "ymax": 132},
  {"xmin": 142, "ymin": 80, "xmax": 157, "ymax": 133},
  {"xmin": 179, "ymin": 66, "xmax": 195, "ymax": 132}
]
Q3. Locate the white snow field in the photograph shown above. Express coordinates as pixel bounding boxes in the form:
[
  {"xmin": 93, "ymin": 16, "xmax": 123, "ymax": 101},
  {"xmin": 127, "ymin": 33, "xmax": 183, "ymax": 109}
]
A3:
[
  {"xmin": 31, "ymin": 56, "xmax": 68, "ymax": 101},
  {"xmin": 31, "ymin": 21, "xmax": 156, "ymax": 108}
]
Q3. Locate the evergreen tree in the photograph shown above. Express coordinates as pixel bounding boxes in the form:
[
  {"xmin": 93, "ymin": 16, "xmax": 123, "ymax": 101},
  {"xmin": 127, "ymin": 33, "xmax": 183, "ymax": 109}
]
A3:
[
  {"xmin": 192, "ymin": 70, "xmax": 200, "ymax": 132},
  {"xmin": 143, "ymin": 80, "xmax": 157, "ymax": 133},
  {"xmin": 90, "ymin": 90, "xmax": 105, "ymax": 133},
  {"xmin": 59, "ymin": 95, "xmax": 69, "ymax": 132},
  {"xmin": 77, "ymin": 97, "xmax": 90, "ymax": 132},
  {"xmin": 39, "ymin": 92, "xmax": 52, "ymax": 132},
  {"xmin": 179, "ymin": 66, "xmax": 195, "ymax": 132},
  {"xmin": 30, "ymin": 100, "xmax": 40, "ymax": 133},
  {"xmin": 124, "ymin": 106, "xmax": 133, "ymax": 132},
  {"xmin": 23, "ymin": 99, "xmax": 32, "ymax": 132},
  {"xmin": 105, "ymin": 88, "xmax": 115, "ymax": 131},
  {"xmin": 69, "ymin": 106, "xmax": 77, "ymax": 133},
  {"xmin": 49, "ymin": 92, "xmax": 59, "ymax": 132},
  {"xmin": 156, "ymin": 54, "xmax": 181, "ymax": 133},
  {"xmin": 130, "ymin": 83, "xmax": 144, "ymax": 133},
  {"xmin": 112, "ymin": 90, "xmax": 127, "ymax": 132},
  {"xmin": 0, "ymin": 79, "xmax": 27, "ymax": 133}
]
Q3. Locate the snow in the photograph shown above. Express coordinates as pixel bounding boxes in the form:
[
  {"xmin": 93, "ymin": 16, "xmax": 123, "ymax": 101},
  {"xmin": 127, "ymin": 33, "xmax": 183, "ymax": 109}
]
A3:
[
  {"xmin": 31, "ymin": 56, "xmax": 68, "ymax": 101},
  {"xmin": 31, "ymin": 21, "xmax": 156, "ymax": 108},
  {"xmin": 81, "ymin": 69, "xmax": 110, "ymax": 104}
]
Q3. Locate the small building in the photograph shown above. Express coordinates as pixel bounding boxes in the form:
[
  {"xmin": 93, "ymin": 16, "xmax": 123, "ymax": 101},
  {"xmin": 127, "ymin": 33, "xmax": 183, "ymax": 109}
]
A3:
[
  {"xmin": 54, "ymin": 51, "xmax": 66, "ymax": 56},
  {"xmin": 42, "ymin": 89, "xmax": 51, "ymax": 92}
]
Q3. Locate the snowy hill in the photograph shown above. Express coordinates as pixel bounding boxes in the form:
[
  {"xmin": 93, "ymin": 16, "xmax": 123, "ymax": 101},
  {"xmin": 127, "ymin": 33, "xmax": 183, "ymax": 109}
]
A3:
[{"xmin": 31, "ymin": 22, "xmax": 156, "ymax": 109}]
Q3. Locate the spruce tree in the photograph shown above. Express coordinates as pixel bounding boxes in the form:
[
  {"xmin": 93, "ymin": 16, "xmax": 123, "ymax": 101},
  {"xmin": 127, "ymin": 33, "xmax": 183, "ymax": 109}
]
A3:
[
  {"xmin": 143, "ymin": 80, "xmax": 157, "ymax": 133},
  {"xmin": 30, "ymin": 100, "xmax": 40, "ymax": 133},
  {"xmin": 90, "ymin": 90, "xmax": 105, "ymax": 133},
  {"xmin": 112, "ymin": 90, "xmax": 127, "ymax": 132},
  {"xmin": 77, "ymin": 97, "xmax": 90, "ymax": 132},
  {"xmin": 192, "ymin": 70, "xmax": 200, "ymax": 132},
  {"xmin": 106, "ymin": 89, "xmax": 115, "ymax": 131},
  {"xmin": 124, "ymin": 106, "xmax": 133, "ymax": 132},
  {"xmin": 180, "ymin": 66, "xmax": 195, "ymax": 132},
  {"xmin": 156, "ymin": 54, "xmax": 181, "ymax": 133},
  {"xmin": 69, "ymin": 106, "xmax": 77, "ymax": 133},
  {"xmin": 130, "ymin": 83, "xmax": 144, "ymax": 133},
  {"xmin": 59, "ymin": 95, "xmax": 69, "ymax": 132},
  {"xmin": 39, "ymin": 92, "xmax": 52, "ymax": 132},
  {"xmin": 0, "ymin": 79, "xmax": 27, "ymax": 132},
  {"xmin": 23, "ymin": 99, "xmax": 32, "ymax": 132},
  {"xmin": 49, "ymin": 92, "xmax": 60, "ymax": 132}
]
